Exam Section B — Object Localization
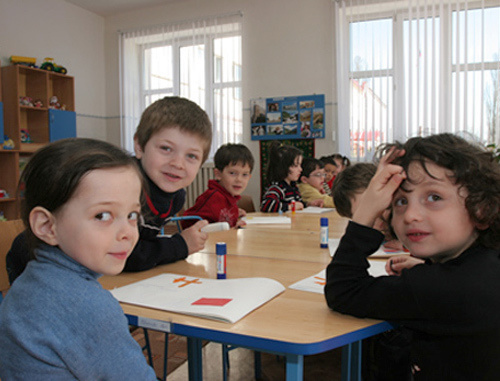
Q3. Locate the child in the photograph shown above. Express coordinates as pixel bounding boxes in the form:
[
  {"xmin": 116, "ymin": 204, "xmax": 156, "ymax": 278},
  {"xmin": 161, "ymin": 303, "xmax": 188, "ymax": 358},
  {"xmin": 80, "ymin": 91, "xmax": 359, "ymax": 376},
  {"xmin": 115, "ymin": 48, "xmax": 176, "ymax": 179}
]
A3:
[
  {"xmin": 125, "ymin": 96, "xmax": 212, "ymax": 271},
  {"xmin": 331, "ymin": 162, "xmax": 377, "ymax": 218},
  {"xmin": 297, "ymin": 157, "xmax": 334, "ymax": 208},
  {"xmin": 182, "ymin": 143, "xmax": 254, "ymax": 228},
  {"xmin": 6, "ymin": 96, "xmax": 213, "ymax": 279},
  {"xmin": 0, "ymin": 138, "xmax": 157, "ymax": 380},
  {"xmin": 319, "ymin": 155, "xmax": 338, "ymax": 195},
  {"xmin": 261, "ymin": 142, "xmax": 322, "ymax": 212},
  {"xmin": 325, "ymin": 133, "xmax": 500, "ymax": 380}
]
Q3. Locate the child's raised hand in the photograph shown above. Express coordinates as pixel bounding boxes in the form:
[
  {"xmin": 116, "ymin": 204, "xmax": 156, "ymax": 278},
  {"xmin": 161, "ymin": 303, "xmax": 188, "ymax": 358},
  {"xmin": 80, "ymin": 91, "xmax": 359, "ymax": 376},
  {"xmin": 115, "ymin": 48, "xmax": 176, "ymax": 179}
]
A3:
[
  {"xmin": 352, "ymin": 148, "xmax": 406, "ymax": 228},
  {"xmin": 308, "ymin": 199, "xmax": 324, "ymax": 208},
  {"xmin": 181, "ymin": 219, "xmax": 209, "ymax": 254},
  {"xmin": 386, "ymin": 255, "xmax": 424, "ymax": 276}
]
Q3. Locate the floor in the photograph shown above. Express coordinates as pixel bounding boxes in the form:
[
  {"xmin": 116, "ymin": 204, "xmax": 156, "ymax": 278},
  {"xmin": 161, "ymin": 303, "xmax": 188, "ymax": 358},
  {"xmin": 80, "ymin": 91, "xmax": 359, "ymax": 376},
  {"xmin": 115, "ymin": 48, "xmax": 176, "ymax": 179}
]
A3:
[{"xmin": 167, "ymin": 341, "xmax": 342, "ymax": 381}]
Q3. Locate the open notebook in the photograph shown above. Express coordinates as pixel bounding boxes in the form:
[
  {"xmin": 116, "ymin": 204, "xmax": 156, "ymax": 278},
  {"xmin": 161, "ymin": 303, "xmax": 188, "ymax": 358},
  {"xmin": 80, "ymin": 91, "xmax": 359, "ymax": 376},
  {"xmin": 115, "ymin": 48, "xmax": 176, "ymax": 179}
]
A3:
[
  {"xmin": 111, "ymin": 273, "xmax": 285, "ymax": 324},
  {"xmin": 289, "ymin": 262, "xmax": 388, "ymax": 294}
]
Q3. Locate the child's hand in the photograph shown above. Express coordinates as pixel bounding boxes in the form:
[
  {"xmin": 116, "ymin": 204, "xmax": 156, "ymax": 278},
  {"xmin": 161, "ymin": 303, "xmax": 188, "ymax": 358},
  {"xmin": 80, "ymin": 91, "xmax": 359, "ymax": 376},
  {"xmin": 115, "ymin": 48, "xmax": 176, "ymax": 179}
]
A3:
[
  {"xmin": 385, "ymin": 255, "xmax": 424, "ymax": 276},
  {"xmin": 308, "ymin": 199, "xmax": 324, "ymax": 208},
  {"xmin": 180, "ymin": 220, "xmax": 209, "ymax": 254},
  {"xmin": 352, "ymin": 148, "xmax": 406, "ymax": 228},
  {"xmin": 238, "ymin": 208, "xmax": 247, "ymax": 218},
  {"xmin": 235, "ymin": 219, "xmax": 247, "ymax": 228}
]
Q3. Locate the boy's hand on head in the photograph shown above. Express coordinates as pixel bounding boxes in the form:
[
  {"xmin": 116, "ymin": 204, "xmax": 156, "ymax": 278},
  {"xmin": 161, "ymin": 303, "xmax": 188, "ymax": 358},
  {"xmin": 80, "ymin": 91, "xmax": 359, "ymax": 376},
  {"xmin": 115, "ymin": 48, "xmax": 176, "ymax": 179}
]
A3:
[
  {"xmin": 352, "ymin": 148, "xmax": 405, "ymax": 228},
  {"xmin": 181, "ymin": 220, "xmax": 209, "ymax": 254}
]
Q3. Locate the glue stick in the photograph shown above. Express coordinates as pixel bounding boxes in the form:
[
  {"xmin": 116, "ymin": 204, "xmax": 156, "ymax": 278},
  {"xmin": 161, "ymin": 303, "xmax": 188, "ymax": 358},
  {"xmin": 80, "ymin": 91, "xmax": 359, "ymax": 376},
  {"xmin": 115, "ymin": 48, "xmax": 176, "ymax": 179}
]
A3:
[
  {"xmin": 320, "ymin": 217, "xmax": 329, "ymax": 248},
  {"xmin": 216, "ymin": 242, "xmax": 227, "ymax": 279}
]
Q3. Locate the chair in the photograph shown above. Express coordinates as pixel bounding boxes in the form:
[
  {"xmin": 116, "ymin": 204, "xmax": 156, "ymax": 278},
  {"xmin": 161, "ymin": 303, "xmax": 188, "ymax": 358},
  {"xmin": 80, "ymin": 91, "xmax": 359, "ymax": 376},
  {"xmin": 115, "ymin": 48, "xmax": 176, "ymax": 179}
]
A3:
[
  {"xmin": 0, "ymin": 219, "xmax": 25, "ymax": 304},
  {"xmin": 237, "ymin": 194, "xmax": 256, "ymax": 213}
]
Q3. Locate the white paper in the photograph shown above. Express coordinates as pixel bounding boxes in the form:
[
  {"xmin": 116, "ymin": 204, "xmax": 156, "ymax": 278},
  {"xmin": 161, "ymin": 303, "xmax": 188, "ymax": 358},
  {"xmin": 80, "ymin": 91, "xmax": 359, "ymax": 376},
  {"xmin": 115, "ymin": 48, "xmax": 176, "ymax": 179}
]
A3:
[
  {"xmin": 328, "ymin": 238, "xmax": 407, "ymax": 258},
  {"xmin": 289, "ymin": 262, "xmax": 388, "ymax": 294},
  {"xmin": 295, "ymin": 206, "xmax": 335, "ymax": 214},
  {"xmin": 241, "ymin": 216, "xmax": 291, "ymax": 225},
  {"xmin": 111, "ymin": 273, "xmax": 285, "ymax": 324}
]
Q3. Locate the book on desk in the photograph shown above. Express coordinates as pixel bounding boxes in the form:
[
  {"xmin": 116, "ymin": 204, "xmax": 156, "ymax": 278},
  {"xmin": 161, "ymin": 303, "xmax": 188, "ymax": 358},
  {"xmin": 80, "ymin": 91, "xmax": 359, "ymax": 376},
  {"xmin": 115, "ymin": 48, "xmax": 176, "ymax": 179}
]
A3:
[{"xmin": 110, "ymin": 273, "xmax": 285, "ymax": 323}]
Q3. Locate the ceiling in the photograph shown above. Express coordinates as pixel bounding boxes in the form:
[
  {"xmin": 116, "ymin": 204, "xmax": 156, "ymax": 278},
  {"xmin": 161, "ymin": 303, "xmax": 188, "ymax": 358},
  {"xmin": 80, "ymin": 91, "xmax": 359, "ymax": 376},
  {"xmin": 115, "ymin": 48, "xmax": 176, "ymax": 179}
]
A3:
[{"xmin": 64, "ymin": 0, "xmax": 182, "ymax": 16}]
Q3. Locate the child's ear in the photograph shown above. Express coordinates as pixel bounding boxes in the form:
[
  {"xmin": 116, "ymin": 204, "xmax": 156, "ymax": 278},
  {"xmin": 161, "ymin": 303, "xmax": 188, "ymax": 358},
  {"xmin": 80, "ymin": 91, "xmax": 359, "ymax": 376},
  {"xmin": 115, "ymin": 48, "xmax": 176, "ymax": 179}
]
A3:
[
  {"xmin": 133, "ymin": 137, "xmax": 143, "ymax": 159},
  {"xmin": 29, "ymin": 206, "xmax": 59, "ymax": 246},
  {"xmin": 214, "ymin": 168, "xmax": 222, "ymax": 181},
  {"xmin": 300, "ymin": 175, "xmax": 309, "ymax": 184}
]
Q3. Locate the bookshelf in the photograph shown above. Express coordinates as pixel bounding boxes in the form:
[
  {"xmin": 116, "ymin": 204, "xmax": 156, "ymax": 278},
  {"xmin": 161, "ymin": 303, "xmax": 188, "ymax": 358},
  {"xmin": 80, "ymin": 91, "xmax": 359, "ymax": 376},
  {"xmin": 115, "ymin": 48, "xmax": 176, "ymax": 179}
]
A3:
[{"xmin": 0, "ymin": 65, "xmax": 76, "ymax": 220}]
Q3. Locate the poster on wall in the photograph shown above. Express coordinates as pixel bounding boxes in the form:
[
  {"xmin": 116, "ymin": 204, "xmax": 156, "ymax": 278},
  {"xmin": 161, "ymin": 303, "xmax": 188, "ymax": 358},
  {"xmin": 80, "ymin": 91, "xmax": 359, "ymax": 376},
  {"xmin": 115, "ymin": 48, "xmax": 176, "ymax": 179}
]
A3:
[{"xmin": 250, "ymin": 94, "xmax": 325, "ymax": 141}]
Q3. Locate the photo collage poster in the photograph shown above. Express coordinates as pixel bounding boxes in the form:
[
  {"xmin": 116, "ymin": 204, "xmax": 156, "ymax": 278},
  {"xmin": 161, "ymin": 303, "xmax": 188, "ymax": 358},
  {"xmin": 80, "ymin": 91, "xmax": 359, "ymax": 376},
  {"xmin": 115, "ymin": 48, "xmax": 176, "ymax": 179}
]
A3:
[{"xmin": 250, "ymin": 94, "xmax": 325, "ymax": 140}]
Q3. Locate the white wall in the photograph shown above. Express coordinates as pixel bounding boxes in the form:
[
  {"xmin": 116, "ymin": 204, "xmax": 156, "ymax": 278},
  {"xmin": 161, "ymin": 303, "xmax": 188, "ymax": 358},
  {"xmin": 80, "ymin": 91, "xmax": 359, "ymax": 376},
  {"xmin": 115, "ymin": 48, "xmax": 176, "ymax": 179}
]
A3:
[
  {"xmin": 104, "ymin": 0, "xmax": 339, "ymax": 207},
  {"xmin": 0, "ymin": 0, "xmax": 107, "ymax": 140}
]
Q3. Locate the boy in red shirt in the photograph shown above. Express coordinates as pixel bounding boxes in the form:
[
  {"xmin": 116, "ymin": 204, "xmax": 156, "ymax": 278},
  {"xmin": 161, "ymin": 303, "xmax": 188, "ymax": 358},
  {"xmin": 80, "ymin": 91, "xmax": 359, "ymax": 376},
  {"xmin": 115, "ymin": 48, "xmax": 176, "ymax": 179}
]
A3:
[{"xmin": 182, "ymin": 143, "xmax": 254, "ymax": 228}]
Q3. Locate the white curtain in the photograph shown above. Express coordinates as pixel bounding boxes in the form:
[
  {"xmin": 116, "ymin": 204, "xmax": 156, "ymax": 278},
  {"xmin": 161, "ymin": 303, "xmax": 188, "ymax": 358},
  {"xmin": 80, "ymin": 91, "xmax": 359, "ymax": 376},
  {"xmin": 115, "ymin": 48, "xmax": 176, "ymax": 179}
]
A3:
[
  {"xmin": 334, "ymin": 0, "xmax": 500, "ymax": 161},
  {"xmin": 119, "ymin": 13, "xmax": 243, "ymax": 157}
]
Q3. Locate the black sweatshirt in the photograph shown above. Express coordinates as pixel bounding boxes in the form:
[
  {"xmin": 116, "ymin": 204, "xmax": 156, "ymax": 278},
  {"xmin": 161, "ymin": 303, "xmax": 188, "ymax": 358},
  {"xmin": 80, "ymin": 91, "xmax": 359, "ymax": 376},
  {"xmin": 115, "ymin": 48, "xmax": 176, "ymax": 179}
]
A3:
[{"xmin": 325, "ymin": 221, "xmax": 500, "ymax": 380}]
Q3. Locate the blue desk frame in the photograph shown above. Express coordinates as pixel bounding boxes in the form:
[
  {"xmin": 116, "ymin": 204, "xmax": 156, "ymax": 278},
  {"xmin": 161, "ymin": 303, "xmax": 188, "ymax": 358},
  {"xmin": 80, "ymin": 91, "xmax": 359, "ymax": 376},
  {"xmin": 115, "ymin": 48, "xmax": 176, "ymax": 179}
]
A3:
[{"xmin": 127, "ymin": 314, "xmax": 393, "ymax": 381}]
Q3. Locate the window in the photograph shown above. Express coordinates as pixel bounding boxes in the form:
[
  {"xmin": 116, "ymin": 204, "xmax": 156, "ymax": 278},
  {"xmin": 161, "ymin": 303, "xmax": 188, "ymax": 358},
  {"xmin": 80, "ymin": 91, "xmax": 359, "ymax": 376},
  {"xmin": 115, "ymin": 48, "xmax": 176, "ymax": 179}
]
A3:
[
  {"xmin": 119, "ymin": 14, "xmax": 242, "ymax": 159},
  {"xmin": 335, "ymin": 1, "xmax": 500, "ymax": 161}
]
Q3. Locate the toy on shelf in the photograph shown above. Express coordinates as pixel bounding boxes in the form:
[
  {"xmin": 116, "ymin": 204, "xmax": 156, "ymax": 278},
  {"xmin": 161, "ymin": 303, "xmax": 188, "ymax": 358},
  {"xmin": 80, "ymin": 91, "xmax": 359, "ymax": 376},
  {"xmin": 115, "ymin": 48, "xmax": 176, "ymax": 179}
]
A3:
[
  {"xmin": 21, "ymin": 129, "xmax": 33, "ymax": 143},
  {"xmin": 3, "ymin": 135, "xmax": 15, "ymax": 150},
  {"xmin": 49, "ymin": 95, "xmax": 66, "ymax": 110},
  {"xmin": 34, "ymin": 99, "xmax": 43, "ymax": 108},
  {"xmin": 0, "ymin": 189, "xmax": 10, "ymax": 198},
  {"xmin": 10, "ymin": 55, "xmax": 37, "ymax": 68},
  {"xmin": 41, "ymin": 57, "xmax": 67, "ymax": 74},
  {"xmin": 19, "ymin": 96, "xmax": 34, "ymax": 107},
  {"xmin": 0, "ymin": 212, "xmax": 7, "ymax": 222}
]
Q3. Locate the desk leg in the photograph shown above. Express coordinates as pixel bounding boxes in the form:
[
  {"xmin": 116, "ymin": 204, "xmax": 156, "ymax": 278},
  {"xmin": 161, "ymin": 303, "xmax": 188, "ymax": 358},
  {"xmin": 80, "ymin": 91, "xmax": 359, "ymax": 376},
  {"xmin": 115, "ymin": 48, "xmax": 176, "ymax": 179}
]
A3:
[
  {"xmin": 341, "ymin": 341, "xmax": 362, "ymax": 381},
  {"xmin": 285, "ymin": 353, "xmax": 304, "ymax": 380},
  {"xmin": 187, "ymin": 337, "xmax": 203, "ymax": 381}
]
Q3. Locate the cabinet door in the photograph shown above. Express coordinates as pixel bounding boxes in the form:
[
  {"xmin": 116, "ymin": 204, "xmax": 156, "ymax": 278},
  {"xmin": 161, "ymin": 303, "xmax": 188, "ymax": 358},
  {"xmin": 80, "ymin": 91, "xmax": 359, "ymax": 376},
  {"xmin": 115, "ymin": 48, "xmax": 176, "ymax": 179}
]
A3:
[
  {"xmin": 0, "ymin": 102, "xmax": 3, "ymax": 141},
  {"xmin": 49, "ymin": 109, "xmax": 76, "ymax": 141}
]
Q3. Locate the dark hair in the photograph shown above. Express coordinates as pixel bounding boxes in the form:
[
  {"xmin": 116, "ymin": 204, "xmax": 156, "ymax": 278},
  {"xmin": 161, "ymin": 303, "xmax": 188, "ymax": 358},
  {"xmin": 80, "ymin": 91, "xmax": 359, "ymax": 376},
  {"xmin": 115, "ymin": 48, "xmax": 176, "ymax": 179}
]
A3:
[
  {"xmin": 377, "ymin": 133, "xmax": 500, "ymax": 249},
  {"xmin": 214, "ymin": 143, "xmax": 255, "ymax": 172},
  {"xmin": 20, "ymin": 138, "xmax": 143, "ymax": 252},
  {"xmin": 331, "ymin": 153, "xmax": 351, "ymax": 168},
  {"xmin": 266, "ymin": 142, "xmax": 303, "ymax": 184},
  {"xmin": 332, "ymin": 163, "xmax": 377, "ymax": 218},
  {"xmin": 134, "ymin": 96, "xmax": 213, "ymax": 162},
  {"xmin": 300, "ymin": 157, "xmax": 324, "ymax": 179},
  {"xmin": 319, "ymin": 155, "xmax": 337, "ymax": 167}
]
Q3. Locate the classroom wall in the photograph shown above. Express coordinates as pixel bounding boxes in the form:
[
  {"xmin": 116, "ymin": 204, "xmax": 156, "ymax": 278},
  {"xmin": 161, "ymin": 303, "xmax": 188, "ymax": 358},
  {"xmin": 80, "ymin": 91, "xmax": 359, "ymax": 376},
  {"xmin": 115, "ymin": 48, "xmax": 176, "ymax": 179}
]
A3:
[
  {"xmin": 104, "ymin": 0, "xmax": 338, "ymax": 207},
  {"xmin": 0, "ymin": 0, "xmax": 107, "ymax": 140}
]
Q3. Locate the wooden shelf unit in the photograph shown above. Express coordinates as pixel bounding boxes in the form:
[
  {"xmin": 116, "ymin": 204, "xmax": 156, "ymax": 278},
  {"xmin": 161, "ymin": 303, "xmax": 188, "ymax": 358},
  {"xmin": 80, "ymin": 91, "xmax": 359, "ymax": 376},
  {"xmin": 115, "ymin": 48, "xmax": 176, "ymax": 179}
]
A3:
[{"xmin": 0, "ymin": 65, "xmax": 75, "ymax": 220}]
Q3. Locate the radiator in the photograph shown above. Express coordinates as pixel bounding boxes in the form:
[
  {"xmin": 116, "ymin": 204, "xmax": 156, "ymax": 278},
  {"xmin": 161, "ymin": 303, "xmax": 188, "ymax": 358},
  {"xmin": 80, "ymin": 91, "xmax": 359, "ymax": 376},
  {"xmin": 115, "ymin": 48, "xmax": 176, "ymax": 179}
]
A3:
[{"xmin": 184, "ymin": 162, "xmax": 215, "ymax": 209}]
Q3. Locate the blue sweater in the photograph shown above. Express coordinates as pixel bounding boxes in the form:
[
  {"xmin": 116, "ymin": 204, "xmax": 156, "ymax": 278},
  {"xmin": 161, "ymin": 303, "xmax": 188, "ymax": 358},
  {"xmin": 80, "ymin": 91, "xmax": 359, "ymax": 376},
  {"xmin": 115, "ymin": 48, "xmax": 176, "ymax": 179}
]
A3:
[{"xmin": 0, "ymin": 245, "xmax": 157, "ymax": 380}]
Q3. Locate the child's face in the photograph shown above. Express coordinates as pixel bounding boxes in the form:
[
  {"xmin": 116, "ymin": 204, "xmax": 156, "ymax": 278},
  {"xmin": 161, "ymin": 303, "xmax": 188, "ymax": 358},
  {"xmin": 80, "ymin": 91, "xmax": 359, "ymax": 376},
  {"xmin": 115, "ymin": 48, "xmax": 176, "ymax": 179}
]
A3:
[
  {"xmin": 391, "ymin": 161, "xmax": 478, "ymax": 263},
  {"xmin": 285, "ymin": 155, "xmax": 303, "ymax": 183},
  {"xmin": 215, "ymin": 162, "xmax": 252, "ymax": 197},
  {"xmin": 134, "ymin": 126, "xmax": 204, "ymax": 193},
  {"xmin": 302, "ymin": 166, "xmax": 326, "ymax": 192},
  {"xmin": 333, "ymin": 159, "xmax": 345, "ymax": 174},
  {"xmin": 48, "ymin": 167, "xmax": 141, "ymax": 276},
  {"xmin": 324, "ymin": 163, "xmax": 337, "ymax": 183}
]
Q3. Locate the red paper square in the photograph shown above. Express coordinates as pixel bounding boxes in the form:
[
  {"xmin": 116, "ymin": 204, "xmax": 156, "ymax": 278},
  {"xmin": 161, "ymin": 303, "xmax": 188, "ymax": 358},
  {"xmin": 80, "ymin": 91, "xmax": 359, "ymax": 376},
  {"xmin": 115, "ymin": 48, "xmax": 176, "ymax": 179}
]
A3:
[{"xmin": 191, "ymin": 297, "xmax": 232, "ymax": 307}]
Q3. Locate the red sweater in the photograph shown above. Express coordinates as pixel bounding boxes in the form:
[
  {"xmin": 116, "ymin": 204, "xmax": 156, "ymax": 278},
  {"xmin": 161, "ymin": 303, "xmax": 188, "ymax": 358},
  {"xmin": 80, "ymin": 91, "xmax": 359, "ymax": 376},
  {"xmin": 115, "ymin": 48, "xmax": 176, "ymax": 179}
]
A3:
[{"xmin": 182, "ymin": 180, "xmax": 241, "ymax": 228}]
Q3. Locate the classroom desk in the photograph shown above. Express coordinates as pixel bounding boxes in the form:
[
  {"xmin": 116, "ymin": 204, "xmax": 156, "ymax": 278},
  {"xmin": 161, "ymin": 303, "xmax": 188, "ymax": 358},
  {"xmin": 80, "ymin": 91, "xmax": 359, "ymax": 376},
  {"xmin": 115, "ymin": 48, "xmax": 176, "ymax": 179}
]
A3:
[
  {"xmin": 201, "ymin": 228, "xmax": 335, "ymax": 263},
  {"xmin": 242, "ymin": 211, "xmax": 349, "ymax": 235},
  {"xmin": 102, "ymin": 253, "xmax": 393, "ymax": 381}
]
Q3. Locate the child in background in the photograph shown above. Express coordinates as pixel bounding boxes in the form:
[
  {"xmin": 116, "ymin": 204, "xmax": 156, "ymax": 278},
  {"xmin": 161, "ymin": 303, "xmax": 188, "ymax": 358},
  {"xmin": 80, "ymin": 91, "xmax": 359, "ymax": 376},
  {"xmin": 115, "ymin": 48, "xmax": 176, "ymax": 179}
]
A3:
[
  {"xmin": 6, "ymin": 96, "xmax": 213, "ymax": 280},
  {"xmin": 182, "ymin": 143, "xmax": 254, "ymax": 228},
  {"xmin": 126, "ymin": 96, "xmax": 212, "ymax": 271},
  {"xmin": 319, "ymin": 155, "xmax": 338, "ymax": 195},
  {"xmin": 261, "ymin": 142, "xmax": 323, "ymax": 212},
  {"xmin": 325, "ymin": 133, "xmax": 500, "ymax": 380},
  {"xmin": 0, "ymin": 138, "xmax": 157, "ymax": 380},
  {"xmin": 298, "ymin": 157, "xmax": 334, "ymax": 208}
]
